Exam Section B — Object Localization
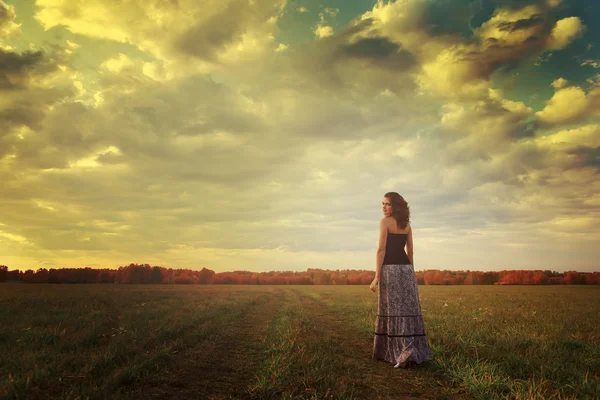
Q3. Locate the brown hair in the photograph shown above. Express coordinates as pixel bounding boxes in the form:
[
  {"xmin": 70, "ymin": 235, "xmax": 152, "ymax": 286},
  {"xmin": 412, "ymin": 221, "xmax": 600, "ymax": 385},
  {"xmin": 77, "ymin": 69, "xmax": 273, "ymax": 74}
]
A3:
[{"xmin": 384, "ymin": 192, "xmax": 410, "ymax": 229}]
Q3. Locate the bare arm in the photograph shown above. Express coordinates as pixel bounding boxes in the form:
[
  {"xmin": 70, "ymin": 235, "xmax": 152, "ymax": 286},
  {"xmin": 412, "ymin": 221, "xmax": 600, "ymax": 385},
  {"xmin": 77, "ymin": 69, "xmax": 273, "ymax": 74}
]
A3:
[
  {"xmin": 375, "ymin": 218, "xmax": 387, "ymax": 280},
  {"xmin": 370, "ymin": 218, "xmax": 389, "ymax": 292},
  {"xmin": 406, "ymin": 223, "xmax": 414, "ymax": 267}
]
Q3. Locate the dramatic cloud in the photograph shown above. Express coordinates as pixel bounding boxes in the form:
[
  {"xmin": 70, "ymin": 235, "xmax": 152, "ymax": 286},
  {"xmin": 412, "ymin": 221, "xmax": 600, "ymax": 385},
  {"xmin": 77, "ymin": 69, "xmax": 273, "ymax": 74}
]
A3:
[
  {"xmin": 348, "ymin": 0, "xmax": 585, "ymax": 98},
  {"xmin": 1, "ymin": 0, "xmax": 599, "ymax": 273},
  {"xmin": 34, "ymin": 0, "xmax": 287, "ymax": 74},
  {"xmin": 0, "ymin": 44, "xmax": 76, "ymax": 163}
]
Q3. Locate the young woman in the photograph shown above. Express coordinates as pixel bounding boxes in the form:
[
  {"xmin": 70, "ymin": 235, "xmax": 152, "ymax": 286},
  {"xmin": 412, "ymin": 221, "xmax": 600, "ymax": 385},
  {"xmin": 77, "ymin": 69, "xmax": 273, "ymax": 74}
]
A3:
[{"xmin": 370, "ymin": 192, "xmax": 433, "ymax": 368}]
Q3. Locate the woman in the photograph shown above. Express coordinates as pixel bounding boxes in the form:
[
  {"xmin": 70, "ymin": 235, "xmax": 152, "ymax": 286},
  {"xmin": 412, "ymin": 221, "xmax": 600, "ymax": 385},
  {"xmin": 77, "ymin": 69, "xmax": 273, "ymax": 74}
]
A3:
[{"xmin": 370, "ymin": 192, "xmax": 433, "ymax": 368}]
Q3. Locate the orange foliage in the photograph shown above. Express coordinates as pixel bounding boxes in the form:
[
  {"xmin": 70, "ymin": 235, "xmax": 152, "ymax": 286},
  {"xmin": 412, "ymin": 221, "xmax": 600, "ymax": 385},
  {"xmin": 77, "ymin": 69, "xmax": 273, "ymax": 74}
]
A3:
[{"xmin": 2, "ymin": 264, "xmax": 599, "ymax": 285}]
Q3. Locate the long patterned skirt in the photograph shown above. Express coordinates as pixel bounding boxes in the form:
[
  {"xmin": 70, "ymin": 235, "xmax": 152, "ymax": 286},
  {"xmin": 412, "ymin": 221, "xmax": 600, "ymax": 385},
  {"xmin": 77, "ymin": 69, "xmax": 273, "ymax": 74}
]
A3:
[{"xmin": 373, "ymin": 263, "xmax": 433, "ymax": 365}]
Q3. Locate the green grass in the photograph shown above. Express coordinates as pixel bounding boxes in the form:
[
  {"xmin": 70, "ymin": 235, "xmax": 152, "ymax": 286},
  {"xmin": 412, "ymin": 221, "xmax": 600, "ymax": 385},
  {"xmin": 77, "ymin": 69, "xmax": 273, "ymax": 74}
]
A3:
[
  {"xmin": 248, "ymin": 289, "xmax": 357, "ymax": 399},
  {"xmin": 1, "ymin": 285, "xmax": 270, "ymax": 399},
  {"xmin": 297, "ymin": 285, "xmax": 600, "ymax": 399},
  {"xmin": 1, "ymin": 284, "xmax": 598, "ymax": 399}
]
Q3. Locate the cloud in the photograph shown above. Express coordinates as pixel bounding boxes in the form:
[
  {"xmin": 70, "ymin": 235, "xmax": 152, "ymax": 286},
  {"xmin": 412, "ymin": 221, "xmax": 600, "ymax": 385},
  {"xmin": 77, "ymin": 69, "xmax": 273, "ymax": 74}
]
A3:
[
  {"xmin": 313, "ymin": 8, "xmax": 339, "ymax": 39},
  {"xmin": 0, "ymin": 43, "xmax": 77, "ymax": 164},
  {"xmin": 2, "ymin": 0, "xmax": 599, "ymax": 272},
  {"xmin": 354, "ymin": 0, "xmax": 584, "ymax": 98},
  {"xmin": 581, "ymin": 59, "xmax": 600, "ymax": 68},
  {"xmin": 439, "ymin": 88, "xmax": 534, "ymax": 164},
  {"xmin": 534, "ymin": 124, "xmax": 600, "ymax": 171},
  {"xmin": 545, "ymin": 16, "xmax": 584, "ymax": 50},
  {"xmin": 337, "ymin": 37, "xmax": 417, "ymax": 70},
  {"xmin": 275, "ymin": 43, "xmax": 288, "ymax": 52},
  {"xmin": 0, "ymin": 1, "xmax": 20, "ymax": 38},
  {"xmin": 227, "ymin": 17, "xmax": 421, "ymax": 104},
  {"xmin": 536, "ymin": 76, "xmax": 600, "ymax": 126},
  {"xmin": 546, "ymin": 0, "xmax": 562, "ymax": 7},
  {"xmin": 0, "ymin": 49, "xmax": 46, "ymax": 90},
  {"xmin": 100, "ymin": 53, "xmax": 135, "ymax": 74},
  {"xmin": 34, "ymin": 0, "xmax": 287, "ymax": 74},
  {"xmin": 313, "ymin": 7, "xmax": 340, "ymax": 39},
  {"xmin": 324, "ymin": 8, "xmax": 339, "ymax": 17},
  {"xmin": 314, "ymin": 24, "xmax": 333, "ymax": 39},
  {"xmin": 551, "ymin": 77, "xmax": 568, "ymax": 89}
]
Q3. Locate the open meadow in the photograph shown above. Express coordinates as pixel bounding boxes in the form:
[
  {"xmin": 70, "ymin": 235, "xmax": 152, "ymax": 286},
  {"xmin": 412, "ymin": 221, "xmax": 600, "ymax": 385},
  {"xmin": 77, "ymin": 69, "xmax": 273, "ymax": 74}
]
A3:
[{"xmin": 1, "ymin": 284, "xmax": 598, "ymax": 400}]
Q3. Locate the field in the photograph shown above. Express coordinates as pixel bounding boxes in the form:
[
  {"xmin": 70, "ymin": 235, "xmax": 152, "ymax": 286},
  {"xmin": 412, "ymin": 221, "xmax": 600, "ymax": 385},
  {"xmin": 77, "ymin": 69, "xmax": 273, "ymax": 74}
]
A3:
[{"xmin": 1, "ymin": 284, "xmax": 599, "ymax": 400}]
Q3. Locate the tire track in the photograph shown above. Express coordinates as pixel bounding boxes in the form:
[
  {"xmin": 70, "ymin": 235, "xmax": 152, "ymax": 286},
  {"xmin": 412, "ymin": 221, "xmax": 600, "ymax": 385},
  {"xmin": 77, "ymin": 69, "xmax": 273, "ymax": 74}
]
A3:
[
  {"xmin": 289, "ymin": 288, "xmax": 470, "ymax": 400},
  {"xmin": 122, "ymin": 287, "xmax": 284, "ymax": 400}
]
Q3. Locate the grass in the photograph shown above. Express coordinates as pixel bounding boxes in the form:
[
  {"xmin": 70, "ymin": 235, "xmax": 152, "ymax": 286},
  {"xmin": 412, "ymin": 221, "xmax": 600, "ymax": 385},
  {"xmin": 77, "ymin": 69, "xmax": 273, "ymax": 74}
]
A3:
[
  {"xmin": 298, "ymin": 285, "xmax": 600, "ymax": 399},
  {"xmin": 1, "ymin": 285, "xmax": 270, "ymax": 399},
  {"xmin": 1, "ymin": 283, "xmax": 598, "ymax": 399},
  {"xmin": 249, "ymin": 289, "xmax": 361, "ymax": 399}
]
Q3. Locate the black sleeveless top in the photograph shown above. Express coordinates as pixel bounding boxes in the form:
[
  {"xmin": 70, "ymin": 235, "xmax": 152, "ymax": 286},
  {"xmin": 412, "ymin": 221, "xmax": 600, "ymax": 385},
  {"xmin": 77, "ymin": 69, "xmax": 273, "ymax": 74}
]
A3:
[{"xmin": 383, "ymin": 232, "xmax": 412, "ymax": 265}]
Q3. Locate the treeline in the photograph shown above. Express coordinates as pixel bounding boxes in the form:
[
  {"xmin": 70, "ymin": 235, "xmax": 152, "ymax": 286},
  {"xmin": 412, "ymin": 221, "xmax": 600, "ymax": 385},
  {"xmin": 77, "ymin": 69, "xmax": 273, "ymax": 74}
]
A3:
[{"xmin": 1, "ymin": 264, "xmax": 598, "ymax": 285}]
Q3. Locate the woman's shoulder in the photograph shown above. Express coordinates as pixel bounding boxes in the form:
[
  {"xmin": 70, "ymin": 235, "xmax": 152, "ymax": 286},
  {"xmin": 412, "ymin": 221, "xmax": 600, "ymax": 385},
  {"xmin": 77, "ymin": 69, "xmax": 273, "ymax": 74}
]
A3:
[
  {"xmin": 382, "ymin": 217, "xmax": 411, "ymax": 233},
  {"xmin": 381, "ymin": 216, "xmax": 395, "ymax": 226},
  {"xmin": 381, "ymin": 217, "xmax": 412, "ymax": 235}
]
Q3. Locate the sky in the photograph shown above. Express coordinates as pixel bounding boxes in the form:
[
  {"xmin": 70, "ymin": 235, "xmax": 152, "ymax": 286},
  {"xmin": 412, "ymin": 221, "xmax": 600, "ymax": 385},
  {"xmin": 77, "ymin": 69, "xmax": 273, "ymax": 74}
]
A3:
[{"xmin": 1, "ymin": 0, "xmax": 599, "ymax": 273}]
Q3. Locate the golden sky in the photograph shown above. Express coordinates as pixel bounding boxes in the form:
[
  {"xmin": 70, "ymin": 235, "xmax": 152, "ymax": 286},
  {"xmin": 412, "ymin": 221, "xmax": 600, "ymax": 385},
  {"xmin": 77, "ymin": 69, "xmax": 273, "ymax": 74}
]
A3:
[{"xmin": 1, "ymin": 0, "xmax": 599, "ymax": 273}]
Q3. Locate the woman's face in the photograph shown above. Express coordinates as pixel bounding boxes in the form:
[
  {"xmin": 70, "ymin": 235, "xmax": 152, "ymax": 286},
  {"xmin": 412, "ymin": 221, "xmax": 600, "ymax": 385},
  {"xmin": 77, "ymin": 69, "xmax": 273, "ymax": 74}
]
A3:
[{"xmin": 382, "ymin": 197, "xmax": 392, "ymax": 217}]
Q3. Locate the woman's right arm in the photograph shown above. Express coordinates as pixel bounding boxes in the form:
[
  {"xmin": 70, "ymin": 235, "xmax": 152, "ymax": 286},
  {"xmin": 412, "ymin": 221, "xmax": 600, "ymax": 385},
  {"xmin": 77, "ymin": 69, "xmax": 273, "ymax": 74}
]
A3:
[
  {"xmin": 370, "ymin": 218, "xmax": 387, "ymax": 292},
  {"xmin": 406, "ymin": 223, "xmax": 414, "ymax": 267}
]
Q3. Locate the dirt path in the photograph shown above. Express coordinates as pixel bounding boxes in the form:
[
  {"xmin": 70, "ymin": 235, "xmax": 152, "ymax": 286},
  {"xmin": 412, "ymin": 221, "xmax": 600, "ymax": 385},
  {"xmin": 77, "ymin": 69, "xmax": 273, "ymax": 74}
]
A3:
[
  {"xmin": 124, "ymin": 288, "xmax": 284, "ymax": 400},
  {"xmin": 288, "ymin": 288, "xmax": 471, "ymax": 400}
]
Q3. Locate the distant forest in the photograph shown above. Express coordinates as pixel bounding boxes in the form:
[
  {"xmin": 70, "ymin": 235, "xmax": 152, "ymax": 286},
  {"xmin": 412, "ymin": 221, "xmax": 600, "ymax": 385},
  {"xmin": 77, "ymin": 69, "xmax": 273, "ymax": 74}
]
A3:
[{"xmin": 1, "ymin": 264, "xmax": 598, "ymax": 285}]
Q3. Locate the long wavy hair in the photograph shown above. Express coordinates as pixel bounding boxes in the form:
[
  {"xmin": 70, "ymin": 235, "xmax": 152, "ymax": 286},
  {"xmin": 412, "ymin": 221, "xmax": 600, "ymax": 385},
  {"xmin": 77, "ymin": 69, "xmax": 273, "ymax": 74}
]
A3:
[{"xmin": 384, "ymin": 192, "xmax": 410, "ymax": 229}]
